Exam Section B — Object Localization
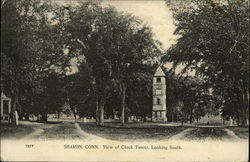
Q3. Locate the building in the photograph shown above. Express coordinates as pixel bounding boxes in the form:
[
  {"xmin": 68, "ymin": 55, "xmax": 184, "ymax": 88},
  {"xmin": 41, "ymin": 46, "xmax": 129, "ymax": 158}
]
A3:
[
  {"xmin": 1, "ymin": 92, "xmax": 11, "ymax": 120},
  {"xmin": 152, "ymin": 67, "xmax": 167, "ymax": 122}
]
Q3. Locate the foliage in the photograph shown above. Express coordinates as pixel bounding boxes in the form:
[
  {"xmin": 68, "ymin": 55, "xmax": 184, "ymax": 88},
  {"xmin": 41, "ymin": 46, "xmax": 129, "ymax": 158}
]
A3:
[
  {"xmin": 164, "ymin": 0, "xmax": 249, "ymax": 125},
  {"xmin": 1, "ymin": 0, "xmax": 72, "ymax": 122},
  {"xmin": 63, "ymin": 1, "xmax": 161, "ymax": 125}
]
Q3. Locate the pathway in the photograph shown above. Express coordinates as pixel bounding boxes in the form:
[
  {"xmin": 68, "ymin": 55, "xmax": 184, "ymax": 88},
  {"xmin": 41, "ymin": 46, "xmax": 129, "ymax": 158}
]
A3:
[
  {"xmin": 21, "ymin": 121, "xmax": 107, "ymax": 141},
  {"xmin": 19, "ymin": 121, "xmax": 246, "ymax": 141},
  {"xmin": 224, "ymin": 128, "xmax": 241, "ymax": 141},
  {"xmin": 22, "ymin": 124, "xmax": 56, "ymax": 140},
  {"xmin": 74, "ymin": 123, "xmax": 107, "ymax": 141},
  {"xmin": 168, "ymin": 128, "xmax": 195, "ymax": 140}
]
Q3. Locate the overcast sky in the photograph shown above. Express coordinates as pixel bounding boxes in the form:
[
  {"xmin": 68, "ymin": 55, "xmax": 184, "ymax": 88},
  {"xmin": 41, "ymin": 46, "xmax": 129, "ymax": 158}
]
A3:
[
  {"xmin": 102, "ymin": 0, "xmax": 178, "ymax": 50},
  {"xmin": 59, "ymin": 0, "xmax": 178, "ymax": 50},
  {"xmin": 60, "ymin": 0, "xmax": 188, "ymax": 75},
  {"xmin": 102, "ymin": 1, "xmax": 190, "ymax": 75}
]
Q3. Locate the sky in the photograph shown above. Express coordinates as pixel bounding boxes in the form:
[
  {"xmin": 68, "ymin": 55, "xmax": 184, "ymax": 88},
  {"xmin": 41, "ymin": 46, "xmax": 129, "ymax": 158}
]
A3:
[
  {"xmin": 102, "ymin": 0, "xmax": 191, "ymax": 75},
  {"xmin": 58, "ymin": 0, "xmax": 179, "ymax": 50},
  {"xmin": 59, "ymin": 0, "xmax": 188, "ymax": 75},
  {"xmin": 102, "ymin": 0, "xmax": 178, "ymax": 50}
]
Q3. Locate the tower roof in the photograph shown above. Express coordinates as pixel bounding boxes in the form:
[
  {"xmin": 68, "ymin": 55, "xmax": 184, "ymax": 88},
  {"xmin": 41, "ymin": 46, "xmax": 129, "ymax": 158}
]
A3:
[{"xmin": 154, "ymin": 66, "xmax": 165, "ymax": 77}]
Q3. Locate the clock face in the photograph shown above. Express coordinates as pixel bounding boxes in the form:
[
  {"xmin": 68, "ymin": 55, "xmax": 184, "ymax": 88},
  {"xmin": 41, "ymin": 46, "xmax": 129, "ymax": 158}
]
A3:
[{"xmin": 156, "ymin": 89, "xmax": 162, "ymax": 95}]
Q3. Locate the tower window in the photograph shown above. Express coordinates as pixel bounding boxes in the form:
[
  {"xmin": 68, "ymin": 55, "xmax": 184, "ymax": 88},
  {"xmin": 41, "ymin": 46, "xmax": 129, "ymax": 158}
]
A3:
[
  {"xmin": 157, "ymin": 98, "xmax": 161, "ymax": 105},
  {"xmin": 156, "ymin": 77, "xmax": 161, "ymax": 82},
  {"xmin": 156, "ymin": 89, "xmax": 162, "ymax": 95}
]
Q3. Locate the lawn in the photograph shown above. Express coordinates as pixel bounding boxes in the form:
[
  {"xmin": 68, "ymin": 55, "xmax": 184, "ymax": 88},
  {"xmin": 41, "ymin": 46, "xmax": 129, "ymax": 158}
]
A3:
[
  {"xmin": 227, "ymin": 126, "xmax": 249, "ymax": 139},
  {"xmin": 183, "ymin": 127, "xmax": 231, "ymax": 141},
  {"xmin": 79, "ymin": 122, "xmax": 250, "ymax": 141},
  {"xmin": 78, "ymin": 122, "xmax": 186, "ymax": 141},
  {"xmin": 1, "ymin": 121, "xmax": 85, "ymax": 140},
  {"xmin": 1, "ymin": 122, "xmax": 35, "ymax": 139},
  {"xmin": 1, "ymin": 121, "xmax": 248, "ymax": 141}
]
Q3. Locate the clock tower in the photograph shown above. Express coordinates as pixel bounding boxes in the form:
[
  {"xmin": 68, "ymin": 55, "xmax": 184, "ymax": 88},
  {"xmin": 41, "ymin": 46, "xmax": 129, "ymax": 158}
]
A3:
[{"xmin": 152, "ymin": 67, "xmax": 167, "ymax": 122}]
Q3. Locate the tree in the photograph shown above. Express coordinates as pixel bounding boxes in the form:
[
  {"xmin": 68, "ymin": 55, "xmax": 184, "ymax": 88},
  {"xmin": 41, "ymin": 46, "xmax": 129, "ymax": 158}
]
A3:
[
  {"xmin": 64, "ymin": 1, "xmax": 161, "ymax": 125},
  {"xmin": 164, "ymin": 0, "xmax": 249, "ymax": 125},
  {"xmin": 1, "ymin": 0, "xmax": 74, "ymax": 123},
  {"xmin": 1, "ymin": 0, "xmax": 48, "ymax": 123},
  {"xmin": 163, "ymin": 66, "xmax": 215, "ymax": 124},
  {"xmin": 106, "ymin": 14, "xmax": 161, "ymax": 125},
  {"xmin": 65, "ymin": 62, "xmax": 96, "ymax": 119}
]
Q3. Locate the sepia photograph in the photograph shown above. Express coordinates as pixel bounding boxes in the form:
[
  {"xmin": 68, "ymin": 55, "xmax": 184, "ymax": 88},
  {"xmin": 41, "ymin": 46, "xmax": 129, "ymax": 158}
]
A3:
[{"xmin": 1, "ymin": 0, "xmax": 249, "ymax": 161}]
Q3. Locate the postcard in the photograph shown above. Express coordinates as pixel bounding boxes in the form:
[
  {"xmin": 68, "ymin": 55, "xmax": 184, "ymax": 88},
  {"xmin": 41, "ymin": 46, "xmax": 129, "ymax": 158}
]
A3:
[{"xmin": 1, "ymin": 0, "xmax": 249, "ymax": 161}]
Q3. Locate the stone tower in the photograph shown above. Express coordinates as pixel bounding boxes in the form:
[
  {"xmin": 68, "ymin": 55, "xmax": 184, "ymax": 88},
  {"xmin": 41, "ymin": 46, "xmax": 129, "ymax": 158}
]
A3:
[{"xmin": 152, "ymin": 67, "xmax": 167, "ymax": 122}]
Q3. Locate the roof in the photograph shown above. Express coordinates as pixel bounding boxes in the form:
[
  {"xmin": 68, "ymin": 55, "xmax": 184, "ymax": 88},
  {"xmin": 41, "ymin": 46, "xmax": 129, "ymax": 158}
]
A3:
[
  {"xmin": 1, "ymin": 92, "xmax": 11, "ymax": 100},
  {"xmin": 154, "ymin": 66, "xmax": 165, "ymax": 77}
]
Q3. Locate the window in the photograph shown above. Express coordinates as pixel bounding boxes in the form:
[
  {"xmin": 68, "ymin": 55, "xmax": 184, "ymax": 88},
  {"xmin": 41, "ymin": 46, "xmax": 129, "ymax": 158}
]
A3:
[
  {"xmin": 156, "ymin": 89, "xmax": 162, "ymax": 95},
  {"xmin": 156, "ymin": 77, "xmax": 161, "ymax": 83},
  {"xmin": 3, "ymin": 100, "xmax": 9, "ymax": 114},
  {"xmin": 157, "ymin": 98, "xmax": 161, "ymax": 105}
]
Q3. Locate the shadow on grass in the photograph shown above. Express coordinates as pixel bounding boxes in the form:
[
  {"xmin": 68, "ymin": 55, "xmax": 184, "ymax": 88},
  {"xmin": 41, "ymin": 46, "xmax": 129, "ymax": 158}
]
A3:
[
  {"xmin": 1, "ymin": 123, "xmax": 35, "ymax": 139},
  {"xmin": 183, "ymin": 127, "xmax": 231, "ymax": 141},
  {"xmin": 29, "ymin": 120, "xmax": 63, "ymax": 124},
  {"xmin": 78, "ymin": 122, "xmax": 186, "ymax": 141},
  {"xmin": 78, "ymin": 122, "xmax": 249, "ymax": 141}
]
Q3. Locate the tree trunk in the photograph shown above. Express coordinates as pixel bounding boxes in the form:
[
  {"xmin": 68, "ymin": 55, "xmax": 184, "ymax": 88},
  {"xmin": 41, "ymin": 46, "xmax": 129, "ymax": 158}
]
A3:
[
  {"xmin": 240, "ymin": 89, "xmax": 247, "ymax": 126},
  {"xmin": 41, "ymin": 105, "xmax": 48, "ymax": 123},
  {"xmin": 240, "ymin": 106, "xmax": 247, "ymax": 126},
  {"xmin": 41, "ymin": 113, "xmax": 47, "ymax": 123},
  {"xmin": 99, "ymin": 98, "xmax": 104, "ymax": 125},
  {"xmin": 73, "ymin": 107, "xmax": 77, "ymax": 120},
  {"xmin": 11, "ymin": 68, "xmax": 20, "ymax": 125},
  {"xmin": 190, "ymin": 108, "xmax": 193, "ymax": 124},
  {"xmin": 112, "ymin": 109, "xmax": 115, "ymax": 119},
  {"xmin": 246, "ymin": 89, "xmax": 249, "ymax": 124},
  {"xmin": 236, "ymin": 113, "xmax": 240, "ymax": 126},
  {"xmin": 171, "ymin": 111, "xmax": 174, "ymax": 122},
  {"xmin": 196, "ymin": 117, "xmax": 199, "ymax": 123},
  {"xmin": 24, "ymin": 112, "xmax": 30, "ymax": 121},
  {"xmin": 207, "ymin": 113, "xmax": 210, "ymax": 125},
  {"xmin": 12, "ymin": 94, "xmax": 18, "ymax": 125},
  {"xmin": 95, "ymin": 96, "xmax": 99, "ymax": 124},
  {"xmin": 121, "ymin": 83, "xmax": 126, "ymax": 126},
  {"xmin": 36, "ymin": 113, "xmax": 40, "ymax": 121},
  {"xmin": 19, "ymin": 112, "xmax": 24, "ymax": 121}
]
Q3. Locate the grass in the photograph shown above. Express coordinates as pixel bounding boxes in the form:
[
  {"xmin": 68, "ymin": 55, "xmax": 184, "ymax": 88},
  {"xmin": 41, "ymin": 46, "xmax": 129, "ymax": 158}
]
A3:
[
  {"xmin": 79, "ymin": 122, "xmax": 249, "ymax": 141},
  {"xmin": 227, "ymin": 126, "xmax": 249, "ymax": 139},
  {"xmin": 1, "ymin": 121, "xmax": 249, "ymax": 141},
  {"xmin": 78, "ymin": 122, "xmax": 186, "ymax": 141},
  {"xmin": 184, "ymin": 127, "xmax": 232, "ymax": 141},
  {"xmin": 1, "ymin": 121, "xmax": 82, "ymax": 140},
  {"xmin": 1, "ymin": 123, "xmax": 35, "ymax": 139}
]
